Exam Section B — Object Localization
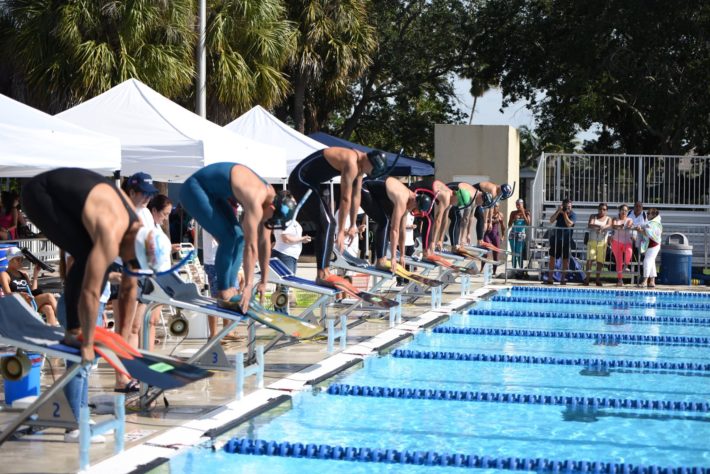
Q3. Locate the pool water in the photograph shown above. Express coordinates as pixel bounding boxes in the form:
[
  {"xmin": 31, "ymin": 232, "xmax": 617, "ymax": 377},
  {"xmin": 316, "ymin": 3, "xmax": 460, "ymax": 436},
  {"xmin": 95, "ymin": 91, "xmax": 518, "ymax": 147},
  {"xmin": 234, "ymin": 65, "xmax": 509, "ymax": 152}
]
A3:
[{"xmin": 161, "ymin": 287, "xmax": 710, "ymax": 472}]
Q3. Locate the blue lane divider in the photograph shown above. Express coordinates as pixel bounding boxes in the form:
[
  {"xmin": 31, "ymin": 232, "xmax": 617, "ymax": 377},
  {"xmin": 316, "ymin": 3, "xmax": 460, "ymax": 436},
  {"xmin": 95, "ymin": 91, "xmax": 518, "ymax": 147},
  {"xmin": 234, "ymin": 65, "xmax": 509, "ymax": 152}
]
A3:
[
  {"xmin": 491, "ymin": 295, "xmax": 710, "ymax": 310},
  {"xmin": 224, "ymin": 437, "xmax": 710, "ymax": 473},
  {"xmin": 467, "ymin": 308, "xmax": 710, "ymax": 326},
  {"xmin": 391, "ymin": 349, "xmax": 710, "ymax": 373},
  {"xmin": 327, "ymin": 383, "xmax": 710, "ymax": 412},
  {"xmin": 511, "ymin": 285, "xmax": 710, "ymax": 300},
  {"xmin": 433, "ymin": 326, "xmax": 710, "ymax": 347}
]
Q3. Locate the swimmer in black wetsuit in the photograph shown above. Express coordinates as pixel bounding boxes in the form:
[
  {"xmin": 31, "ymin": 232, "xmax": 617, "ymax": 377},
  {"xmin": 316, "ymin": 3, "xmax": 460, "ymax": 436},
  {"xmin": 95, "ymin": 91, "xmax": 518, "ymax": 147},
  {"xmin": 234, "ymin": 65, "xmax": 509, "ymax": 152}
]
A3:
[
  {"xmin": 21, "ymin": 168, "xmax": 171, "ymax": 364},
  {"xmin": 359, "ymin": 178, "xmax": 418, "ymax": 272},
  {"xmin": 288, "ymin": 147, "xmax": 389, "ymax": 282},
  {"xmin": 409, "ymin": 178, "xmax": 453, "ymax": 257},
  {"xmin": 470, "ymin": 181, "xmax": 514, "ymax": 244}
]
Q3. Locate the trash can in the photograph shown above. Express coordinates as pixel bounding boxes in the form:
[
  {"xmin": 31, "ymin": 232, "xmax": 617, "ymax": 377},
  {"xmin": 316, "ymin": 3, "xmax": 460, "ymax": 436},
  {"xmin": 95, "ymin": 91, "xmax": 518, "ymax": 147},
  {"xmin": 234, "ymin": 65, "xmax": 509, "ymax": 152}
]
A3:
[{"xmin": 659, "ymin": 233, "xmax": 693, "ymax": 285}]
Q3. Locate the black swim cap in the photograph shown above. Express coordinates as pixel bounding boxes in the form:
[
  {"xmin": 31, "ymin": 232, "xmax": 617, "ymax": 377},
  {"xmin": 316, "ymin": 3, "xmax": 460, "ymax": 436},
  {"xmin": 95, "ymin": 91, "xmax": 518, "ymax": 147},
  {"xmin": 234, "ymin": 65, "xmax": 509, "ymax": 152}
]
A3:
[
  {"xmin": 414, "ymin": 193, "xmax": 434, "ymax": 216},
  {"xmin": 366, "ymin": 150, "xmax": 389, "ymax": 178},
  {"xmin": 265, "ymin": 190, "xmax": 298, "ymax": 229}
]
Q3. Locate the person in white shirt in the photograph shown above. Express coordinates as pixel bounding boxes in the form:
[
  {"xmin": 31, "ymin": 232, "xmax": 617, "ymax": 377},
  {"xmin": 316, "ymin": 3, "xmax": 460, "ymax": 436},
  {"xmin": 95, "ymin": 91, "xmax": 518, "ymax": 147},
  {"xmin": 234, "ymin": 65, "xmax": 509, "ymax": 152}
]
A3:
[
  {"xmin": 273, "ymin": 219, "xmax": 310, "ymax": 274},
  {"xmin": 628, "ymin": 201, "xmax": 648, "ymax": 279},
  {"xmin": 398, "ymin": 212, "xmax": 416, "ymax": 284}
]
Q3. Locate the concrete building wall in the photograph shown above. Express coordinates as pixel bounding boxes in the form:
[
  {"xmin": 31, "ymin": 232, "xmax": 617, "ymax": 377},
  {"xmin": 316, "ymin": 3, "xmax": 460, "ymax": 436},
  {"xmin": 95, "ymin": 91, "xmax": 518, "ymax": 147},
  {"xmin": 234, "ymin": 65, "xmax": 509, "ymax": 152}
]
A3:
[{"xmin": 434, "ymin": 124, "xmax": 520, "ymax": 239}]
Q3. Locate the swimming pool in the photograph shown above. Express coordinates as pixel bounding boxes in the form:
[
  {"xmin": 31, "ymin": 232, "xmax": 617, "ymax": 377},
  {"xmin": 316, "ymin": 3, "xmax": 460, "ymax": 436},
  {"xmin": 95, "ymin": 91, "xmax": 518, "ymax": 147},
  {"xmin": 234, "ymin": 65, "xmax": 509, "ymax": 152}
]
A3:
[{"xmin": 160, "ymin": 286, "xmax": 710, "ymax": 473}]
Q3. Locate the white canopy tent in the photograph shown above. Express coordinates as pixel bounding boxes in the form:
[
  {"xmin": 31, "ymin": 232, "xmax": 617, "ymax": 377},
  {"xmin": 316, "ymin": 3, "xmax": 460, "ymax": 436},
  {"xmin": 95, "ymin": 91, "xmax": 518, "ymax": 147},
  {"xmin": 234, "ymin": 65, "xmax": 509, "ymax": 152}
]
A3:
[
  {"xmin": 58, "ymin": 79, "xmax": 287, "ymax": 182},
  {"xmin": 225, "ymin": 105, "xmax": 325, "ymax": 173},
  {"xmin": 0, "ymin": 94, "xmax": 121, "ymax": 177}
]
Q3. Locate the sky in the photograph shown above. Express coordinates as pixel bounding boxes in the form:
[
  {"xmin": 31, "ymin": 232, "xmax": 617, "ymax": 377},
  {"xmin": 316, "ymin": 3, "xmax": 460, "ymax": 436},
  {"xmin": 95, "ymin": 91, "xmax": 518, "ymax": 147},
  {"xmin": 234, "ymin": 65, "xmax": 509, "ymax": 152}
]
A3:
[
  {"xmin": 454, "ymin": 77, "xmax": 536, "ymax": 129},
  {"xmin": 454, "ymin": 77, "xmax": 599, "ymax": 142}
]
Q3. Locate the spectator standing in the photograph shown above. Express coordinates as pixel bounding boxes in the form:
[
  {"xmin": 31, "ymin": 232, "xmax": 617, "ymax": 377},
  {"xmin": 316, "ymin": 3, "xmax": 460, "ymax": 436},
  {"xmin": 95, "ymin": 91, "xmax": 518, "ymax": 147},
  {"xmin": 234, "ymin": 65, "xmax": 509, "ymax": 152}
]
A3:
[
  {"xmin": 397, "ymin": 212, "xmax": 416, "ymax": 285},
  {"xmin": 273, "ymin": 218, "xmax": 310, "ymax": 274},
  {"xmin": 272, "ymin": 218, "xmax": 310, "ymax": 312},
  {"xmin": 628, "ymin": 201, "xmax": 648, "ymax": 279},
  {"xmin": 546, "ymin": 198, "xmax": 576, "ymax": 285},
  {"xmin": 483, "ymin": 203, "xmax": 506, "ymax": 273},
  {"xmin": 508, "ymin": 198, "xmax": 530, "ymax": 270},
  {"xmin": 637, "ymin": 208, "xmax": 662, "ymax": 288},
  {"xmin": 115, "ymin": 172, "xmax": 158, "ymax": 392},
  {"xmin": 584, "ymin": 203, "xmax": 612, "ymax": 286},
  {"xmin": 610, "ymin": 204, "xmax": 634, "ymax": 286},
  {"xmin": 145, "ymin": 195, "xmax": 180, "ymax": 350}
]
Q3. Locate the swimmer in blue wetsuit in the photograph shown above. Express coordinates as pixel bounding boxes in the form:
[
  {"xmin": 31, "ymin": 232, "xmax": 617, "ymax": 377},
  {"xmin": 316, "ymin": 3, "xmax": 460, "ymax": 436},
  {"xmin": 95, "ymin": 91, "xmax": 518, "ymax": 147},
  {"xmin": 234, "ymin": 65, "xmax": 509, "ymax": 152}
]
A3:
[
  {"xmin": 288, "ymin": 147, "xmax": 388, "ymax": 283},
  {"xmin": 180, "ymin": 163, "xmax": 290, "ymax": 314}
]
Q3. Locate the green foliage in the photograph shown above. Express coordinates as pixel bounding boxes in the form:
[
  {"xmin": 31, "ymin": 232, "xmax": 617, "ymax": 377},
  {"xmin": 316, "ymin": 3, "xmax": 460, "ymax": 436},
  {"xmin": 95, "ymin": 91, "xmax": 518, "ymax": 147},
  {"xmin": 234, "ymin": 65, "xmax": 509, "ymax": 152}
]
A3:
[
  {"xmin": 204, "ymin": 0, "xmax": 295, "ymax": 123},
  {"xmin": 324, "ymin": 0, "xmax": 473, "ymax": 157},
  {"xmin": 282, "ymin": 0, "xmax": 377, "ymax": 132},
  {"xmin": 467, "ymin": 0, "xmax": 710, "ymax": 154},
  {"xmin": 2, "ymin": 0, "xmax": 196, "ymax": 111}
]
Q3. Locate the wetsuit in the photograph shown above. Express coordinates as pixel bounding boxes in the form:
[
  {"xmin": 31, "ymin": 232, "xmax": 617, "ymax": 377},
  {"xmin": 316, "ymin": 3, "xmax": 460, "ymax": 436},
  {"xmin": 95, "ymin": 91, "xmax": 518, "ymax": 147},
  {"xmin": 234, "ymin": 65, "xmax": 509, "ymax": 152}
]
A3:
[
  {"xmin": 180, "ymin": 163, "xmax": 267, "ymax": 291},
  {"xmin": 360, "ymin": 180, "xmax": 394, "ymax": 259},
  {"xmin": 410, "ymin": 178, "xmax": 436, "ymax": 251},
  {"xmin": 22, "ymin": 168, "xmax": 138, "ymax": 331},
  {"xmin": 471, "ymin": 183, "xmax": 487, "ymax": 241},
  {"xmin": 288, "ymin": 150, "xmax": 340, "ymax": 270},
  {"xmin": 446, "ymin": 182, "xmax": 476, "ymax": 247}
]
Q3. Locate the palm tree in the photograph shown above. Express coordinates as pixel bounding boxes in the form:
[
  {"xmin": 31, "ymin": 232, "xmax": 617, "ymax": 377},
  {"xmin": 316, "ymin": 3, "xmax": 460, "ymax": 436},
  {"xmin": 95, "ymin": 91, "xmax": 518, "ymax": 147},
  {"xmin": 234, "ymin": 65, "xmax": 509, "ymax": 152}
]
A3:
[
  {"xmin": 284, "ymin": 0, "xmax": 376, "ymax": 133},
  {"xmin": 3, "ymin": 0, "xmax": 195, "ymax": 112},
  {"xmin": 204, "ymin": 0, "xmax": 296, "ymax": 123}
]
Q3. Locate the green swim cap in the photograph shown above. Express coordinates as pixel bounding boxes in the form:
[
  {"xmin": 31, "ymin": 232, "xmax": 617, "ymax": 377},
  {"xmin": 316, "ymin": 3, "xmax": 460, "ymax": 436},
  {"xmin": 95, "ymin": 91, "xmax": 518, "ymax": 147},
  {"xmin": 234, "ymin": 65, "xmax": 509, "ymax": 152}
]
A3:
[{"xmin": 456, "ymin": 188, "xmax": 472, "ymax": 207}]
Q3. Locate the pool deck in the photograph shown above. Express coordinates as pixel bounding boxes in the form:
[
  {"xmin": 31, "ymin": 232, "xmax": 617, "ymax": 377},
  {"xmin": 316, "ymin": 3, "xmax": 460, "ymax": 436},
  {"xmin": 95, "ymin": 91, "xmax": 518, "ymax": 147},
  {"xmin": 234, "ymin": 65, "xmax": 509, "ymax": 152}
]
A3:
[{"xmin": 1, "ymin": 267, "xmax": 707, "ymax": 473}]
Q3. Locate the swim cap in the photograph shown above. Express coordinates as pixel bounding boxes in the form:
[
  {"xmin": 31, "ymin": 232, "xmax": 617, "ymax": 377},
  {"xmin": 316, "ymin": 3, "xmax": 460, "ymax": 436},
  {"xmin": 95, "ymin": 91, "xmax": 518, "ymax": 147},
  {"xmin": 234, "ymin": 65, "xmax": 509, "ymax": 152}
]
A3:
[
  {"xmin": 366, "ymin": 150, "xmax": 389, "ymax": 178},
  {"xmin": 133, "ymin": 226, "xmax": 172, "ymax": 272},
  {"xmin": 500, "ymin": 183, "xmax": 513, "ymax": 200},
  {"xmin": 265, "ymin": 190, "xmax": 298, "ymax": 230},
  {"xmin": 455, "ymin": 188, "xmax": 472, "ymax": 208},
  {"xmin": 414, "ymin": 193, "xmax": 434, "ymax": 216}
]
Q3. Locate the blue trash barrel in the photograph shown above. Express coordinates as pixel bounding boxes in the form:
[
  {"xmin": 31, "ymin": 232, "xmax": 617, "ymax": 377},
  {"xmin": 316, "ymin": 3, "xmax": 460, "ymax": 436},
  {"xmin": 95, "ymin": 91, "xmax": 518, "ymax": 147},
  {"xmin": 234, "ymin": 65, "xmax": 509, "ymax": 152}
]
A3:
[{"xmin": 659, "ymin": 233, "xmax": 692, "ymax": 285}]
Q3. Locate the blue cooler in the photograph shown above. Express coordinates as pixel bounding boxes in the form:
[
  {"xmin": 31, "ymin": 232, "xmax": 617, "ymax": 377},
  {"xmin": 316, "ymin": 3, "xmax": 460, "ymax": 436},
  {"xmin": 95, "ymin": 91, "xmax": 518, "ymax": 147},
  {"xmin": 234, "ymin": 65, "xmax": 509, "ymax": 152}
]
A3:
[
  {"xmin": 3, "ymin": 353, "xmax": 44, "ymax": 406},
  {"xmin": 659, "ymin": 233, "xmax": 693, "ymax": 285}
]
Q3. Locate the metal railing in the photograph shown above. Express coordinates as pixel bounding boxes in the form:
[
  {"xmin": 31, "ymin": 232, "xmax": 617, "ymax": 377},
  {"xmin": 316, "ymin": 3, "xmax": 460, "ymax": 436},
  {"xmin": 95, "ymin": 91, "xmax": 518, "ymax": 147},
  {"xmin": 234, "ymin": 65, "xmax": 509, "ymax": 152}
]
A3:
[{"xmin": 540, "ymin": 153, "xmax": 710, "ymax": 209}]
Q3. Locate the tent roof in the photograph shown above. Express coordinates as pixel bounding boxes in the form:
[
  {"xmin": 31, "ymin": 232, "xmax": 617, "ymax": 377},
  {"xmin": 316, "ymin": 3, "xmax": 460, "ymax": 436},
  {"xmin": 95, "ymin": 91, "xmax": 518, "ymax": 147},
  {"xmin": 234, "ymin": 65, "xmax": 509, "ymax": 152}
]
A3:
[
  {"xmin": 225, "ymin": 105, "xmax": 325, "ymax": 174},
  {"xmin": 308, "ymin": 132, "xmax": 434, "ymax": 177},
  {"xmin": 0, "ymin": 94, "xmax": 121, "ymax": 177},
  {"xmin": 57, "ymin": 79, "xmax": 287, "ymax": 182}
]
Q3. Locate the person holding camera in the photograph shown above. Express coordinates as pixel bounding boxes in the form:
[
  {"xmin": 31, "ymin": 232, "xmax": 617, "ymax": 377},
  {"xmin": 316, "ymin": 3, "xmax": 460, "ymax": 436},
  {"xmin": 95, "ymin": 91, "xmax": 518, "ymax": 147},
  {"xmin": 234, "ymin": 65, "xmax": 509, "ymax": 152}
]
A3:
[{"xmin": 546, "ymin": 198, "xmax": 576, "ymax": 285}]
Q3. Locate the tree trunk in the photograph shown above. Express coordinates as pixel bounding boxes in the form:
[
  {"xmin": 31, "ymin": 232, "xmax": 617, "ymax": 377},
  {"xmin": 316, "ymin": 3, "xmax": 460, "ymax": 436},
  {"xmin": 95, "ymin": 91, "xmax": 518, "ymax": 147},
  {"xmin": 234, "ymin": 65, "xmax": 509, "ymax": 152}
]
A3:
[
  {"xmin": 468, "ymin": 96, "xmax": 478, "ymax": 125},
  {"xmin": 292, "ymin": 70, "xmax": 308, "ymax": 133}
]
